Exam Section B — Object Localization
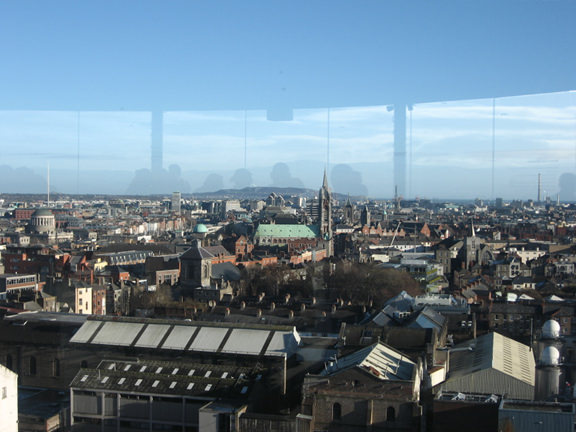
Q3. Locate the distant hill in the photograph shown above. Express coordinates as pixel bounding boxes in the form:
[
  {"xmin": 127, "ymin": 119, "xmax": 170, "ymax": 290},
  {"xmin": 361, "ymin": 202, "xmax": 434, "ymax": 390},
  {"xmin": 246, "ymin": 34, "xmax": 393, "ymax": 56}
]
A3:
[
  {"xmin": 189, "ymin": 186, "xmax": 354, "ymax": 201},
  {"xmin": 190, "ymin": 186, "xmax": 314, "ymax": 200},
  {"xmin": 0, "ymin": 187, "xmax": 357, "ymax": 202}
]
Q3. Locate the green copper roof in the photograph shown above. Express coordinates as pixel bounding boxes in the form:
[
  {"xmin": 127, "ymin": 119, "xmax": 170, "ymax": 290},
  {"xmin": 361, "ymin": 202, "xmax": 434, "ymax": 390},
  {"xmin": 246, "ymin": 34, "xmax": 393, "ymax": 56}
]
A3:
[
  {"xmin": 255, "ymin": 224, "xmax": 320, "ymax": 239},
  {"xmin": 193, "ymin": 223, "xmax": 208, "ymax": 233}
]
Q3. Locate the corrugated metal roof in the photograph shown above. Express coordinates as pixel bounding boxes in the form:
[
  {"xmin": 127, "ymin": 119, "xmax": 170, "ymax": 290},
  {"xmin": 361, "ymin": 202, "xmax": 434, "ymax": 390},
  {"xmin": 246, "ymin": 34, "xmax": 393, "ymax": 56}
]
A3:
[
  {"xmin": 91, "ymin": 322, "xmax": 143, "ymax": 346},
  {"xmin": 70, "ymin": 317, "xmax": 300, "ymax": 357},
  {"xmin": 161, "ymin": 325, "xmax": 196, "ymax": 350},
  {"xmin": 321, "ymin": 342, "xmax": 415, "ymax": 381},
  {"xmin": 223, "ymin": 328, "xmax": 269, "ymax": 355},
  {"xmin": 133, "ymin": 324, "xmax": 172, "ymax": 349},
  {"xmin": 443, "ymin": 332, "xmax": 535, "ymax": 400},
  {"xmin": 189, "ymin": 327, "xmax": 229, "ymax": 352},
  {"xmin": 499, "ymin": 400, "xmax": 575, "ymax": 432},
  {"xmin": 68, "ymin": 319, "xmax": 101, "ymax": 343}
]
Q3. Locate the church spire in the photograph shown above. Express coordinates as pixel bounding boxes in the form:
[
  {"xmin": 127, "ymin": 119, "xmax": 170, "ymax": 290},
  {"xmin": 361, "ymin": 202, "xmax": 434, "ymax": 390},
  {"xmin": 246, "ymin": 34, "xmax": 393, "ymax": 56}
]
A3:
[{"xmin": 322, "ymin": 169, "xmax": 329, "ymax": 190}]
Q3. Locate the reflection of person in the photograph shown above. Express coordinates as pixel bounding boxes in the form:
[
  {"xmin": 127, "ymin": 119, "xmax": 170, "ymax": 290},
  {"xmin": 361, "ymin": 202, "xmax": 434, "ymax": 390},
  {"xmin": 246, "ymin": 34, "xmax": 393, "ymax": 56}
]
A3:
[
  {"xmin": 126, "ymin": 164, "xmax": 190, "ymax": 195},
  {"xmin": 0, "ymin": 165, "xmax": 47, "ymax": 193},
  {"xmin": 558, "ymin": 173, "xmax": 576, "ymax": 202},
  {"xmin": 196, "ymin": 173, "xmax": 224, "ymax": 193},
  {"xmin": 230, "ymin": 168, "xmax": 253, "ymax": 189},
  {"xmin": 331, "ymin": 164, "xmax": 368, "ymax": 196},
  {"xmin": 270, "ymin": 162, "xmax": 304, "ymax": 188}
]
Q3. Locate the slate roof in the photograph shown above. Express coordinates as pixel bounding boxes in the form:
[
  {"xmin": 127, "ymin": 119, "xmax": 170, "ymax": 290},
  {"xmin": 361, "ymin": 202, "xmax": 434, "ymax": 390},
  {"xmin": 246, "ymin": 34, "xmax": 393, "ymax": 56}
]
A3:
[
  {"xmin": 71, "ymin": 358, "xmax": 256, "ymax": 398},
  {"xmin": 204, "ymin": 245, "xmax": 234, "ymax": 257},
  {"xmin": 211, "ymin": 262, "xmax": 241, "ymax": 281},
  {"xmin": 181, "ymin": 243, "xmax": 214, "ymax": 260}
]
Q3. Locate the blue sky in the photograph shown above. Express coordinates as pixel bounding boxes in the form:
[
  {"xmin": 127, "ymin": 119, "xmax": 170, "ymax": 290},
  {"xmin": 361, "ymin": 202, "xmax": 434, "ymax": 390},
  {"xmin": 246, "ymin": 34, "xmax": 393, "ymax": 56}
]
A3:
[{"xmin": 0, "ymin": 2, "xmax": 575, "ymax": 199}]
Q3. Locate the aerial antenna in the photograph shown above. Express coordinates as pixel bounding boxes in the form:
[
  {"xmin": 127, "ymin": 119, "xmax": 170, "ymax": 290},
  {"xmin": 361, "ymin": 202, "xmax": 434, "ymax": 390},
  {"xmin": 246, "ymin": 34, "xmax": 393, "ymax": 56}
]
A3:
[
  {"xmin": 408, "ymin": 104, "xmax": 413, "ymax": 199},
  {"xmin": 77, "ymin": 111, "xmax": 81, "ymax": 195},
  {"xmin": 491, "ymin": 98, "xmax": 496, "ymax": 202},
  {"xmin": 326, "ymin": 108, "xmax": 331, "ymax": 175},
  {"xmin": 47, "ymin": 161, "xmax": 50, "ymax": 206},
  {"xmin": 243, "ymin": 110, "xmax": 248, "ymax": 169}
]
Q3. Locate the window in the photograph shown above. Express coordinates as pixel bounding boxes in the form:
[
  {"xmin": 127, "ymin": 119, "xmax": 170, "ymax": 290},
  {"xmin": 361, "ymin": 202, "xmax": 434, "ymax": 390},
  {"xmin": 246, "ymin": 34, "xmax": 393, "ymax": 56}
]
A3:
[
  {"xmin": 6, "ymin": 354, "xmax": 12, "ymax": 371},
  {"xmin": 29, "ymin": 356, "xmax": 37, "ymax": 375},
  {"xmin": 332, "ymin": 402, "xmax": 342, "ymax": 420},
  {"xmin": 1, "ymin": 387, "xmax": 6, "ymax": 399},
  {"xmin": 387, "ymin": 406, "xmax": 396, "ymax": 422},
  {"xmin": 53, "ymin": 358, "xmax": 60, "ymax": 377}
]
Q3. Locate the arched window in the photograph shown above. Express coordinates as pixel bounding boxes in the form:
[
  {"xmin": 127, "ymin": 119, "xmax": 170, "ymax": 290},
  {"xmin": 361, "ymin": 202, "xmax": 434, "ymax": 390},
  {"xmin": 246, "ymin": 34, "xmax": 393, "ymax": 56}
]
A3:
[
  {"xmin": 29, "ymin": 356, "xmax": 37, "ymax": 375},
  {"xmin": 332, "ymin": 402, "xmax": 342, "ymax": 420},
  {"xmin": 387, "ymin": 406, "xmax": 396, "ymax": 422},
  {"xmin": 6, "ymin": 354, "xmax": 12, "ymax": 371}
]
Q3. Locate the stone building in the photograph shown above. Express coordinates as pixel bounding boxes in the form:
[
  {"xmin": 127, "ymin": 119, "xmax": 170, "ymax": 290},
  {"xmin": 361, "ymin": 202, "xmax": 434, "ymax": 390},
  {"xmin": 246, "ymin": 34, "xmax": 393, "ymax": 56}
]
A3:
[{"xmin": 302, "ymin": 342, "xmax": 422, "ymax": 431}]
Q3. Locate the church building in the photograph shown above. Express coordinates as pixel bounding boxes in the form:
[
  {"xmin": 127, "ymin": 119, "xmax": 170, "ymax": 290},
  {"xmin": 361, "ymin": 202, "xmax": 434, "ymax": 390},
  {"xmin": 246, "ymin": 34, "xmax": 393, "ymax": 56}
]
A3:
[{"xmin": 254, "ymin": 172, "xmax": 333, "ymax": 257}]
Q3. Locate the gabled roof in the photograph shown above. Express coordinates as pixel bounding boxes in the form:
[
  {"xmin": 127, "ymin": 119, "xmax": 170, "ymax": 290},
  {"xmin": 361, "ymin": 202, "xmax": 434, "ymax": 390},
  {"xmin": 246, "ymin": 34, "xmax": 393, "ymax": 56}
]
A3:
[
  {"xmin": 181, "ymin": 243, "xmax": 214, "ymax": 260},
  {"xmin": 204, "ymin": 245, "xmax": 233, "ymax": 257},
  {"xmin": 407, "ymin": 306, "xmax": 446, "ymax": 331},
  {"xmin": 211, "ymin": 262, "xmax": 241, "ymax": 281},
  {"xmin": 448, "ymin": 332, "xmax": 534, "ymax": 388},
  {"xmin": 321, "ymin": 342, "xmax": 415, "ymax": 381}
]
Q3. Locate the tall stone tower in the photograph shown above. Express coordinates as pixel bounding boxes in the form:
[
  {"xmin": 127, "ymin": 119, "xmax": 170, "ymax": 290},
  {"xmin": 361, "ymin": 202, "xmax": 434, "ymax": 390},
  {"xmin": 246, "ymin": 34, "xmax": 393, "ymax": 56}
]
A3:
[
  {"xmin": 343, "ymin": 195, "xmax": 354, "ymax": 225},
  {"xmin": 464, "ymin": 220, "xmax": 481, "ymax": 269},
  {"xmin": 360, "ymin": 205, "xmax": 371, "ymax": 227},
  {"xmin": 318, "ymin": 170, "xmax": 333, "ymax": 256}
]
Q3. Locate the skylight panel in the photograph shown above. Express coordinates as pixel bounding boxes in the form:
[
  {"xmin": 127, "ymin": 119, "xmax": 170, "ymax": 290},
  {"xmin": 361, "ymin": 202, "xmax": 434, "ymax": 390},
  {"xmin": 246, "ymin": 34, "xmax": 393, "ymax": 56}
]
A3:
[
  {"xmin": 172, "ymin": 368, "xmax": 179, "ymax": 375},
  {"xmin": 135, "ymin": 379, "xmax": 142, "ymax": 386},
  {"xmin": 170, "ymin": 381, "xmax": 177, "ymax": 389},
  {"xmin": 118, "ymin": 377, "xmax": 126, "ymax": 385},
  {"xmin": 152, "ymin": 380, "xmax": 159, "ymax": 388},
  {"xmin": 205, "ymin": 384, "xmax": 212, "ymax": 391},
  {"xmin": 205, "ymin": 371, "xmax": 211, "ymax": 378},
  {"xmin": 140, "ymin": 366, "xmax": 147, "ymax": 372},
  {"xmin": 221, "ymin": 372, "xmax": 229, "ymax": 378},
  {"xmin": 81, "ymin": 375, "xmax": 89, "ymax": 382},
  {"xmin": 188, "ymin": 369, "xmax": 195, "ymax": 376},
  {"xmin": 187, "ymin": 383, "xmax": 194, "ymax": 390},
  {"xmin": 101, "ymin": 376, "xmax": 109, "ymax": 384},
  {"xmin": 124, "ymin": 364, "xmax": 131, "ymax": 371},
  {"xmin": 156, "ymin": 367, "xmax": 163, "ymax": 374}
]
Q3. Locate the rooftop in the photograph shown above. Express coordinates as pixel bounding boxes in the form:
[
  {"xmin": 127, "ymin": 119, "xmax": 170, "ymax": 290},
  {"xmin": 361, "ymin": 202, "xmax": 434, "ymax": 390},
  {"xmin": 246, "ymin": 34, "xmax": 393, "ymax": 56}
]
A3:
[
  {"xmin": 70, "ymin": 316, "xmax": 301, "ymax": 357},
  {"xmin": 71, "ymin": 358, "xmax": 257, "ymax": 398},
  {"xmin": 322, "ymin": 342, "xmax": 416, "ymax": 381}
]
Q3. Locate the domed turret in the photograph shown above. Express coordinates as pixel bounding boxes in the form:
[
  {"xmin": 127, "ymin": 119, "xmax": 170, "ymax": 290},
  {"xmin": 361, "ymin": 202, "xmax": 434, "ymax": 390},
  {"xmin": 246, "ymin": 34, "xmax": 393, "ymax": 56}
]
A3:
[
  {"xmin": 542, "ymin": 320, "xmax": 561, "ymax": 339},
  {"xmin": 193, "ymin": 223, "xmax": 208, "ymax": 234},
  {"xmin": 540, "ymin": 346, "xmax": 560, "ymax": 366},
  {"xmin": 30, "ymin": 208, "xmax": 55, "ymax": 234}
]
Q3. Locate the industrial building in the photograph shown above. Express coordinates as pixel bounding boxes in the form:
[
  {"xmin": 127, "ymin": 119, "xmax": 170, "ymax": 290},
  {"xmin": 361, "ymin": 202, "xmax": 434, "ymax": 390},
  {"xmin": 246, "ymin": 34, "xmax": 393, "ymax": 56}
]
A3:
[
  {"xmin": 70, "ymin": 358, "xmax": 256, "ymax": 431},
  {"xmin": 441, "ymin": 332, "xmax": 535, "ymax": 400}
]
